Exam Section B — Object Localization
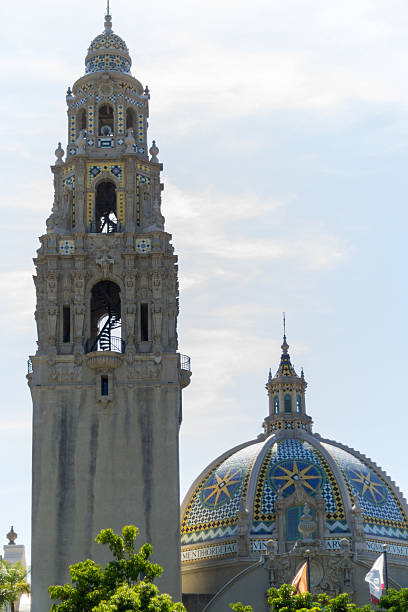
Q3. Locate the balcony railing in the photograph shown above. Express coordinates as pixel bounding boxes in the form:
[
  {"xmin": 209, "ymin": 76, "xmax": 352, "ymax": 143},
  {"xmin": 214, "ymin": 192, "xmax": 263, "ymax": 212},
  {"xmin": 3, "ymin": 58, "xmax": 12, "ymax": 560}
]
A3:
[
  {"xmin": 85, "ymin": 336, "xmax": 126, "ymax": 354},
  {"xmin": 180, "ymin": 354, "xmax": 191, "ymax": 371}
]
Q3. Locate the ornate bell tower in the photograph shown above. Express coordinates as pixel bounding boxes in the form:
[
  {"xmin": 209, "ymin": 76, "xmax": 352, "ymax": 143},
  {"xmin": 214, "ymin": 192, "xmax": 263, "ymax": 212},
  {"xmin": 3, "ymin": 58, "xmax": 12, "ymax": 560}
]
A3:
[{"xmin": 28, "ymin": 11, "xmax": 191, "ymax": 612}]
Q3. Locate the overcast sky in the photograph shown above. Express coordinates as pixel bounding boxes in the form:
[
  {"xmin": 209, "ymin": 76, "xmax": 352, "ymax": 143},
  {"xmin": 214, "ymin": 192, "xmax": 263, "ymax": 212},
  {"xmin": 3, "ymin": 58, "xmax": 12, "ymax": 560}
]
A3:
[{"xmin": 1, "ymin": 0, "xmax": 408, "ymax": 565}]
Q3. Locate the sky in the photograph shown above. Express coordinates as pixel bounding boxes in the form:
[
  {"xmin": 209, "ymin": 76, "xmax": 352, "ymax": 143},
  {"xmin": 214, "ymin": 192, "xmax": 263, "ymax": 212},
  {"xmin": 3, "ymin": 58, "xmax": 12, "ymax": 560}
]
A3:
[{"xmin": 1, "ymin": 0, "xmax": 408, "ymax": 566}]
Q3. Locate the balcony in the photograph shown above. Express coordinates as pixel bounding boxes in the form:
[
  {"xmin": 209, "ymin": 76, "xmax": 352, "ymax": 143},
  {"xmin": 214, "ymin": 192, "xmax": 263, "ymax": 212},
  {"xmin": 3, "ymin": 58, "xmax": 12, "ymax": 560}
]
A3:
[{"xmin": 179, "ymin": 353, "xmax": 192, "ymax": 389}]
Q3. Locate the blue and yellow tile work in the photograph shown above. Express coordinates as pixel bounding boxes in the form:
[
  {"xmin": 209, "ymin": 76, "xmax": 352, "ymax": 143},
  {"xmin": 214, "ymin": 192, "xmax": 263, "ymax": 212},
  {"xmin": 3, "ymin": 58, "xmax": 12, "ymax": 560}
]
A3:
[
  {"xmin": 252, "ymin": 438, "xmax": 347, "ymax": 535},
  {"xmin": 181, "ymin": 444, "xmax": 263, "ymax": 545},
  {"xmin": 322, "ymin": 443, "xmax": 408, "ymax": 541}
]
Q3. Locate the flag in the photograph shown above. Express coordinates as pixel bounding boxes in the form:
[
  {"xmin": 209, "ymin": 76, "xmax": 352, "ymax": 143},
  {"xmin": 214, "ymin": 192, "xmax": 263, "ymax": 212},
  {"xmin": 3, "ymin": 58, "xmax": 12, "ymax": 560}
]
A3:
[
  {"xmin": 291, "ymin": 561, "xmax": 308, "ymax": 594},
  {"xmin": 365, "ymin": 553, "xmax": 385, "ymax": 604}
]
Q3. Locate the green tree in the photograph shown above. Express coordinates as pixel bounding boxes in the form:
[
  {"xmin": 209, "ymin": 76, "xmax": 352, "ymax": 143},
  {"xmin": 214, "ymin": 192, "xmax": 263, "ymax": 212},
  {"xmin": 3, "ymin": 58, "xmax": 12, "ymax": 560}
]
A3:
[
  {"xmin": 0, "ymin": 559, "xmax": 30, "ymax": 612},
  {"xmin": 48, "ymin": 525, "xmax": 185, "ymax": 612},
  {"xmin": 231, "ymin": 584, "xmax": 372, "ymax": 612},
  {"xmin": 378, "ymin": 588, "xmax": 408, "ymax": 611}
]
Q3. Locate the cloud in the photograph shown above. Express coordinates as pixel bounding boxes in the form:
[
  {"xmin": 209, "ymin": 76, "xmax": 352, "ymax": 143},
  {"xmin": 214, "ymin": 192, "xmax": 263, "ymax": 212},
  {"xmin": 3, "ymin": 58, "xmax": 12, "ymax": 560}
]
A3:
[
  {"xmin": 164, "ymin": 181, "xmax": 349, "ymax": 282},
  {"xmin": 0, "ymin": 271, "xmax": 35, "ymax": 334}
]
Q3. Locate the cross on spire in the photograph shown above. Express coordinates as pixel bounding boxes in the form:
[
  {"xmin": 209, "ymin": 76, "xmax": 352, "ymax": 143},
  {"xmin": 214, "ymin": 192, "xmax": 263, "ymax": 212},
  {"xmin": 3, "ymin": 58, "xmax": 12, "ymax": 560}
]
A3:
[{"xmin": 107, "ymin": 0, "xmax": 110, "ymax": 15}]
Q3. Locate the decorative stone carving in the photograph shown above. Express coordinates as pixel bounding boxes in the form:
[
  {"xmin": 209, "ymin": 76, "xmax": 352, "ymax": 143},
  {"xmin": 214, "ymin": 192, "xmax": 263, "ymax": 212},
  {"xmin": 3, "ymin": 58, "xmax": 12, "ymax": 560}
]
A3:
[
  {"xmin": 152, "ymin": 305, "xmax": 162, "ymax": 343},
  {"xmin": 86, "ymin": 352, "xmax": 123, "ymax": 370},
  {"xmin": 237, "ymin": 499, "xmax": 250, "ymax": 557},
  {"xmin": 47, "ymin": 306, "xmax": 58, "ymax": 344},
  {"xmin": 96, "ymin": 248, "xmax": 115, "ymax": 278},
  {"xmin": 127, "ymin": 360, "xmax": 161, "ymax": 380},
  {"xmin": 152, "ymin": 271, "xmax": 162, "ymax": 299}
]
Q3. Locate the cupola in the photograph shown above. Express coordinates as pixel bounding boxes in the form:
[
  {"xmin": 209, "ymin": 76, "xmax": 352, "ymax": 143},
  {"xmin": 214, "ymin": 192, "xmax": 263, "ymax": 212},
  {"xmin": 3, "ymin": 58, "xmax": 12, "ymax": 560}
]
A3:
[{"xmin": 263, "ymin": 333, "xmax": 312, "ymax": 435}]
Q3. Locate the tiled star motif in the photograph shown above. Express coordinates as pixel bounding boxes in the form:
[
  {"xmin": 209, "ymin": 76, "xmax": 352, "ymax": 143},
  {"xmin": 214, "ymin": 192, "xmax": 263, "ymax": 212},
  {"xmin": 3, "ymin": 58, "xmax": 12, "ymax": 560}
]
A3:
[
  {"xmin": 181, "ymin": 443, "xmax": 263, "ymax": 540},
  {"xmin": 201, "ymin": 467, "xmax": 243, "ymax": 509},
  {"xmin": 59, "ymin": 240, "xmax": 75, "ymax": 256},
  {"xmin": 268, "ymin": 458, "xmax": 325, "ymax": 496},
  {"xmin": 136, "ymin": 239, "xmax": 151, "ymax": 253},
  {"xmin": 323, "ymin": 443, "xmax": 408, "ymax": 536},
  {"xmin": 252, "ymin": 438, "xmax": 346, "ymax": 534}
]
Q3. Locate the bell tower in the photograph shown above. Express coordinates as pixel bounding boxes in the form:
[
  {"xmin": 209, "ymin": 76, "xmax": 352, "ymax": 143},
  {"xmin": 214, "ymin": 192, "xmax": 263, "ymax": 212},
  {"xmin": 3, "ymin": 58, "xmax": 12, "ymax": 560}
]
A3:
[{"xmin": 28, "ymin": 11, "xmax": 191, "ymax": 612}]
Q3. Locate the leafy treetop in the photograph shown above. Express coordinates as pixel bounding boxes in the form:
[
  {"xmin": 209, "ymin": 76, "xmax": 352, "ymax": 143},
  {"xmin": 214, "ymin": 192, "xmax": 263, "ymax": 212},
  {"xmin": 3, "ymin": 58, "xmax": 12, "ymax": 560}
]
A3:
[{"xmin": 49, "ymin": 525, "xmax": 185, "ymax": 612}]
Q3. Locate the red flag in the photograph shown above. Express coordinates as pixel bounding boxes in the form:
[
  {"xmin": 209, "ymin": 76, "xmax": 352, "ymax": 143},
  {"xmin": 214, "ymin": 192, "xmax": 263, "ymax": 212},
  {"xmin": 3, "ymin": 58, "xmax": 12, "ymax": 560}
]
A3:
[
  {"xmin": 291, "ymin": 561, "xmax": 308, "ymax": 594},
  {"xmin": 365, "ymin": 553, "xmax": 385, "ymax": 604}
]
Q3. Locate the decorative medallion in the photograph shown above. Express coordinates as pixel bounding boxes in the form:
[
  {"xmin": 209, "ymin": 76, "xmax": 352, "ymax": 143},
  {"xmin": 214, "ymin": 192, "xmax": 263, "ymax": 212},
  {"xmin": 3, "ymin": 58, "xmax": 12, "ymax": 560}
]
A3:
[
  {"xmin": 59, "ymin": 240, "xmax": 75, "ymax": 256},
  {"xmin": 136, "ymin": 238, "xmax": 151, "ymax": 253},
  {"xmin": 346, "ymin": 465, "xmax": 388, "ymax": 506},
  {"xmin": 200, "ymin": 467, "xmax": 243, "ymax": 509},
  {"xmin": 268, "ymin": 459, "xmax": 325, "ymax": 497}
]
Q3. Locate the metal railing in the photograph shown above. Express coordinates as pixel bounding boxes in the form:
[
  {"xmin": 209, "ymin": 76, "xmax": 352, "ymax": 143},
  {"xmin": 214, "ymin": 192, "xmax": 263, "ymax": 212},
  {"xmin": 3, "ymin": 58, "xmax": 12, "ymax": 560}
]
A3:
[
  {"xmin": 180, "ymin": 354, "xmax": 191, "ymax": 371},
  {"xmin": 85, "ymin": 336, "xmax": 126, "ymax": 354}
]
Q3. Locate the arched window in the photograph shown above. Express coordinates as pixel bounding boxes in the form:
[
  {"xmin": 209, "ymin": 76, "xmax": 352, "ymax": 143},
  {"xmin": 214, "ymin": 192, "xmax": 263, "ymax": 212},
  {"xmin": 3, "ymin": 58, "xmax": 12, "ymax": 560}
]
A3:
[
  {"xmin": 284, "ymin": 394, "xmax": 292, "ymax": 413},
  {"xmin": 78, "ymin": 108, "xmax": 86, "ymax": 131},
  {"xmin": 286, "ymin": 506, "xmax": 315, "ymax": 541},
  {"xmin": 274, "ymin": 396, "xmax": 279, "ymax": 414},
  {"xmin": 296, "ymin": 395, "xmax": 302, "ymax": 413},
  {"xmin": 126, "ymin": 107, "xmax": 136, "ymax": 131},
  {"xmin": 89, "ymin": 280, "xmax": 123, "ymax": 353},
  {"xmin": 98, "ymin": 104, "xmax": 114, "ymax": 135},
  {"xmin": 95, "ymin": 181, "xmax": 117, "ymax": 233}
]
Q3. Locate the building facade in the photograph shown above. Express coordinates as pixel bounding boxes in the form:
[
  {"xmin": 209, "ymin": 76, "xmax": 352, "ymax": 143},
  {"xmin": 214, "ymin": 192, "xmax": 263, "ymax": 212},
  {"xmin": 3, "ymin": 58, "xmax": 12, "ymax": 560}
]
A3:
[
  {"xmin": 28, "ymin": 12, "xmax": 190, "ymax": 612},
  {"xmin": 181, "ymin": 337, "xmax": 408, "ymax": 610}
]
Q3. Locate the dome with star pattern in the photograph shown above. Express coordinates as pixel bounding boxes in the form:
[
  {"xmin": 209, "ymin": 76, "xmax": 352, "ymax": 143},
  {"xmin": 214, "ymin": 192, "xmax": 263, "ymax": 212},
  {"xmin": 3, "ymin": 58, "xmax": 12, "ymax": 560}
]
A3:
[{"xmin": 181, "ymin": 339, "xmax": 408, "ymax": 564}]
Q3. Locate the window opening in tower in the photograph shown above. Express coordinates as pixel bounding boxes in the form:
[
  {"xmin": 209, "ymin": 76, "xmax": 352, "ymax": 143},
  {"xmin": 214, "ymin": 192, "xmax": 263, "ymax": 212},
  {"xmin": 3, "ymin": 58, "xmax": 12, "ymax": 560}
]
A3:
[
  {"xmin": 98, "ymin": 104, "xmax": 114, "ymax": 135},
  {"xmin": 87, "ymin": 281, "xmax": 124, "ymax": 353},
  {"xmin": 126, "ymin": 107, "xmax": 136, "ymax": 131},
  {"xmin": 79, "ymin": 108, "xmax": 86, "ymax": 131},
  {"xmin": 95, "ymin": 181, "xmax": 118, "ymax": 233}
]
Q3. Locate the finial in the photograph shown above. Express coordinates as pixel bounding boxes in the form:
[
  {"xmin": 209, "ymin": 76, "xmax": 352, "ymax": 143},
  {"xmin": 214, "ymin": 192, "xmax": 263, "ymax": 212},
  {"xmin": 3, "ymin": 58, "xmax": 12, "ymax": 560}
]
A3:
[
  {"xmin": 55, "ymin": 142, "xmax": 64, "ymax": 165},
  {"xmin": 268, "ymin": 368, "xmax": 272, "ymax": 382},
  {"xmin": 104, "ymin": 2, "xmax": 112, "ymax": 31},
  {"xmin": 150, "ymin": 140, "xmax": 159, "ymax": 163},
  {"xmin": 281, "ymin": 312, "xmax": 289, "ymax": 353},
  {"xmin": 6, "ymin": 526, "xmax": 17, "ymax": 545}
]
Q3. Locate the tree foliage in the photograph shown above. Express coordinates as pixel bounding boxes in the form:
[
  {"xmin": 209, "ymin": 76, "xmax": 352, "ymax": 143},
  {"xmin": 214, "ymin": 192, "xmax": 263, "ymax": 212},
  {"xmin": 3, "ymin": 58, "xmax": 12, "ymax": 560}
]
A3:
[
  {"xmin": 231, "ymin": 584, "xmax": 372, "ymax": 612},
  {"xmin": 378, "ymin": 588, "xmax": 408, "ymax": 612},
  {"xmin": 0, "ymin": 559, "xmax": 30, "ymax": 612},
  {"xmin": 49, "ymin": 525, "xmax": 185, "ymax": 612}
]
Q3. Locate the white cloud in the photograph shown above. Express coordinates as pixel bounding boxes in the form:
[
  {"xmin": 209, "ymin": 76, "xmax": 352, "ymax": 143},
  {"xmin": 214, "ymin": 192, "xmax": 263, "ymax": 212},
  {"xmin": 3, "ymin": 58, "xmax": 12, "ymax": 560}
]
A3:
[{"xmin": 165, "ymin": 181, "xmax": 349, "ymax": 278}]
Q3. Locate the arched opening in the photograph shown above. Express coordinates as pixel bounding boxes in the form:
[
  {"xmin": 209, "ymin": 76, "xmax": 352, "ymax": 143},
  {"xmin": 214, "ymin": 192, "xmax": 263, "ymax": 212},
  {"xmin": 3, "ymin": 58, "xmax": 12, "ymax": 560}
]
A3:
[
  {"xmin": 286, "ymin": 505, "xmax": 315, "ymax": 541},
  {"xmin": 274, "ymin": 396, "xmax": 279, "ymax": 414},
  {"xmin": 126, "ymin": 107, "xmax": 136, "ymax": 131},
  {"xmin": 296, "ymin": 395, "xmax": 302, "ymax": 413},
  {"xmin": 88, "ymin": 281, "xmax": 124, "ymax": 353},
  {"xmin": 95, "ymin": 181, "xmax": 117, "ymax": 233},
  {"xmin": 98, "ymin": 104, "xmax": 114, "ymax": 135},
  {"xmin": 284, "ymin": 394, "xmax": 292, "ymax": 413},
  {"xmin": 78, "ymin": 108, "xmax": 86, "ymax": 131}
]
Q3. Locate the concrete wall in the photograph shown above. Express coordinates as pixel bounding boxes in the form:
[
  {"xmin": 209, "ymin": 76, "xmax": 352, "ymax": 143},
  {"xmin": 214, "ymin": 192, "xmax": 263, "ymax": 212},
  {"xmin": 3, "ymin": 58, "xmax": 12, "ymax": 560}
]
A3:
[{"xmin": 31, "ymin": 355, "xmax": 181, "ymax": 612}]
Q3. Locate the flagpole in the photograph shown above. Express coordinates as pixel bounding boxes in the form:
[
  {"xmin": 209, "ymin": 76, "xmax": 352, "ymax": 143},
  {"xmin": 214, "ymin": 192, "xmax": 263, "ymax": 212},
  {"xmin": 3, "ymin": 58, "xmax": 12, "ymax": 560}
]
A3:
[
  {"xmin": 383, "ymin": 544, "xmax": 389, "ymax": 592},
  {"xmin": 306, "ymin": 549, "xmax": 311, "ymax": 593}
]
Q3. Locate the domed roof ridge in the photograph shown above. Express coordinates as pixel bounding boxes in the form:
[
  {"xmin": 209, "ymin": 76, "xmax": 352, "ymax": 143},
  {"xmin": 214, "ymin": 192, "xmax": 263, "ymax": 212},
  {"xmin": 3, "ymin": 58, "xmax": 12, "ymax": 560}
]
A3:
[
  {"xmin": 180, "ymin": 436, "xmax": 264, "ymax": 517},
  {"xmin": 315, "ymin": 433, "xmax": 408, "ymax": 511}
]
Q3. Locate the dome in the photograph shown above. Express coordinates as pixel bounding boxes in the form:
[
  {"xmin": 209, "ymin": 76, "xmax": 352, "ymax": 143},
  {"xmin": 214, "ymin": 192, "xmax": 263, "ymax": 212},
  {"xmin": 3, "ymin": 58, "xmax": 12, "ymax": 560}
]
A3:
[
  {"xmin": 181, "ymin": 336, "xmax": 408, "ymax": 578},
  {"xmin": 85, "ymin": 14, "xmax": 131, "ymax": 75},
  {"xmin": 181, "ymin": 433, "xmax": 408, "ymax": 548}
]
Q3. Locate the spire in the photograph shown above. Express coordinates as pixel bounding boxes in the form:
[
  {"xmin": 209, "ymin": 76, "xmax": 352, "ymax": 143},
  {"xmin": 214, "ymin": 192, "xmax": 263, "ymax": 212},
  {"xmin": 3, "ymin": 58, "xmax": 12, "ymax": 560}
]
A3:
[{"xmin": 104, "ymin": 6, "xmax": 113, "ymax": 33}]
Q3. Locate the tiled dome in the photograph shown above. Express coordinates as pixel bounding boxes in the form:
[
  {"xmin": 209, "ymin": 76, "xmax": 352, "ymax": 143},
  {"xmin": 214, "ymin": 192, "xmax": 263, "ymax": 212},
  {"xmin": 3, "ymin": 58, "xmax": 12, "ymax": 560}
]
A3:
[
  {"xmin": 181, "ymin": 431, "xmax": 408, "ymax": 549},
  {"xmin": 85, "ymin": 14, "xmax": 131, "ymax": 75}
]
